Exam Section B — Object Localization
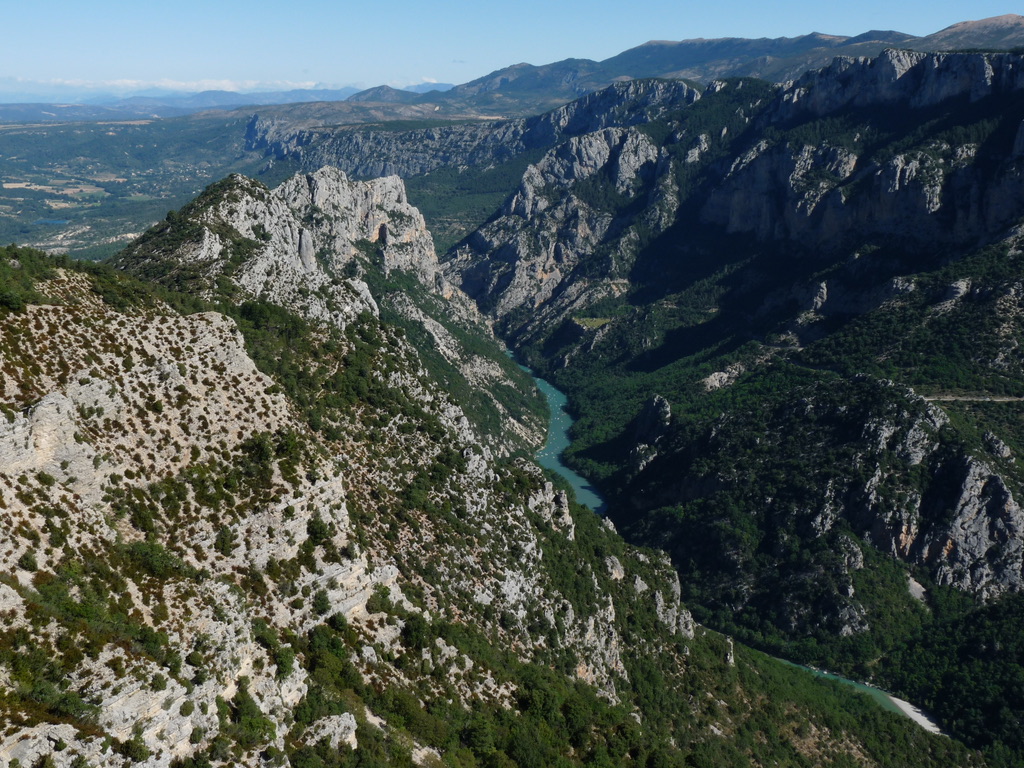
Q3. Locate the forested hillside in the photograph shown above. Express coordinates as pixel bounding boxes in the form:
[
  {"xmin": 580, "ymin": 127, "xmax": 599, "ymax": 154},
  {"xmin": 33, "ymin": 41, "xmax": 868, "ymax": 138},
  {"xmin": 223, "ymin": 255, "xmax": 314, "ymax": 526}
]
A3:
[{"xmin": 441, "ymin": 49, "xmax": 1024, "ymax": 765}]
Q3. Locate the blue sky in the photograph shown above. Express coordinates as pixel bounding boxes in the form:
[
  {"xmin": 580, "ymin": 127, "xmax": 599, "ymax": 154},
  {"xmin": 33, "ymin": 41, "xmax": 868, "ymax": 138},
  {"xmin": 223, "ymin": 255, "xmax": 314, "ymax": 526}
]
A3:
[{"xmin": 0, "ymin": 1, "xmax": 1016, "ymax": 99}]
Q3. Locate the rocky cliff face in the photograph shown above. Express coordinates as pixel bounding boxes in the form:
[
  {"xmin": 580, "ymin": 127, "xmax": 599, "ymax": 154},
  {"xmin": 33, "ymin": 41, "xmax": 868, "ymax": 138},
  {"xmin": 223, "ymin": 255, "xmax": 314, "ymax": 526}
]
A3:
[
  {"xmin": 446, "ymin": 124, "xmax": 667, "ymax": 342},
  {"xmin": 628, "ymin": 372, "xmax": 1024, "ymax": 633},
  {"xmin": 273, "ymin": 167, "xmax": 440, "ymax": 286},
  {"xmin": 115, "ymin": 167, "xmax": 439, "ymax": 323},
  {"xmin": 446, "ymin": 51, "xmax": 1024, "ymax": 342},
  {"xmin": 779, "ymin": 48, "xmax": 1024, "ymax": 116},
  {"xmin": 701, "ymin": 50, "xmax": 1024, "ymax": 251},
  {"xmin": 246, "ymin": 79, "xmax": 699, "ymax": 180}
]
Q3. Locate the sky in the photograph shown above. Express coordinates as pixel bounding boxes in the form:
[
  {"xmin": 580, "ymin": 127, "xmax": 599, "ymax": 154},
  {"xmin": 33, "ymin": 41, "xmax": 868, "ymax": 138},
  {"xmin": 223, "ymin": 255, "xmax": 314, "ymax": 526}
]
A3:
[{"xmin": 0, "ymin": 1, "xmax": 1017, "ymax": 100}]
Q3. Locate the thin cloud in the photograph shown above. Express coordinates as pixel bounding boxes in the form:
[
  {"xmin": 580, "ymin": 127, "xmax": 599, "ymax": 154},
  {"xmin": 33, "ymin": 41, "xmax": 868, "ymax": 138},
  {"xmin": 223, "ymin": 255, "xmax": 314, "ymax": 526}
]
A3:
[{"xmin": 0, "ymin": 77, "xmax": 327, "ymax": 95}]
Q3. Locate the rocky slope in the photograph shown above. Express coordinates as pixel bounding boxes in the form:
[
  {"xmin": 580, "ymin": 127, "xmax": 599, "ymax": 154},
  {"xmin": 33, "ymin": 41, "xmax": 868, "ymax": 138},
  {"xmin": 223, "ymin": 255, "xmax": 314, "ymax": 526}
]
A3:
[
  {"xmin": 0, "ymin": 225, "xmax": 681, "ymax": 764},
  {"xmin": 0, "ymin": 176, "xmax": 976, "ymax": 768},
  {"xmin": 113, "ymin": 166, "xmax": 542, "ymax": 455},
  {"xmin": 0, "ymin": 185, "xmax": 974, "ymax": 768},
  {"xmin": 0, "ymin": 259, "xmax": 639, "ymax": 766}
]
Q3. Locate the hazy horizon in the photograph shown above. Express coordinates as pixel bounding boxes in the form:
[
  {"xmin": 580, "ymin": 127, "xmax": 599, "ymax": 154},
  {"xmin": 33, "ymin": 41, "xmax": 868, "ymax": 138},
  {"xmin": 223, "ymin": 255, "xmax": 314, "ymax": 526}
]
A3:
[{"xmin": 1, "ymin": 2, "xmax": 1016, "ymax": 104}]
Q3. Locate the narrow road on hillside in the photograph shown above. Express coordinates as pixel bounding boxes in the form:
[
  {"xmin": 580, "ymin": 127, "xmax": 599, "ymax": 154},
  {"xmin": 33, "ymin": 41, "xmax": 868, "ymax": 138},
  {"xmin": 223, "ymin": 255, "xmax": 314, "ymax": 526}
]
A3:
[{"xmin": 924, "ymin": 396, "xmax": 1024, "ymax": 402}]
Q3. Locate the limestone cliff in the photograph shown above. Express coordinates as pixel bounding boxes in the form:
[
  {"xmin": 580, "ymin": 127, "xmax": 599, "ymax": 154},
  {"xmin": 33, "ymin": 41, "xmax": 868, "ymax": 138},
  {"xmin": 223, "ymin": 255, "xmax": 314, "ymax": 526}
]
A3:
[
  {"xmin": 447, "ymin": 125, "xmax": 665, "ymax": 342},
  {"xmin": 701, "ymin": 51, "xmax": 1024, "ymax": 251},
  {"xmin": 114, "ymin": 168, "xmax": 439, "ymax": 324},
  {"xmin": 778, "ymin": 48, "xmax": 1024, "ymax": 116},
  {"xmin": 247, "ymin": 79, "xmax": 699, "ymax": 180},
  {"xmin": 114, "ymin": 167, "xmax": 546, "ymax": 456}
]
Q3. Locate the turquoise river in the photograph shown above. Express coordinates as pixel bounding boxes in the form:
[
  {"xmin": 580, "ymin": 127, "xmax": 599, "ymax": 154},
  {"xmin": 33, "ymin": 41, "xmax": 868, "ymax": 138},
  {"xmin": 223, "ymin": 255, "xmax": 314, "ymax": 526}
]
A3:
[{"xmin": 530, "ymin": 369, "xmax": 942, "ymax": 733}]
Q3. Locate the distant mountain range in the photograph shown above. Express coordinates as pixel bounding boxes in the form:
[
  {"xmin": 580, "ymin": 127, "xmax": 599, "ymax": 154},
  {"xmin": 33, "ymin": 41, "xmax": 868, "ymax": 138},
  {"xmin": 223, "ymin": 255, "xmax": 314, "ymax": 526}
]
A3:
[
  {"xmin": 0, "ymin": 84, "xmax": 455, "ymax": 122},
  {"xmin": 429, "ymin": 14, "xmax": 1024, "ymax": 113},
  {"xmin": 1, "ymin": 15, "xmax": 1021, "ymax": 123}
]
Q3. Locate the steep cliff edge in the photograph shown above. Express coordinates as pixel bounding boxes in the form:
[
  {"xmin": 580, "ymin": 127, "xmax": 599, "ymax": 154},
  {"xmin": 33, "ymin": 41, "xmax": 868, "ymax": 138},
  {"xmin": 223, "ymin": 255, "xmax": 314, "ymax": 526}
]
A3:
[
  {"xmin": 114, "ymin": 167, "xmax": 542, "ymax": 455},
  {"xmin": 245, "ymin": 80, "xmax": 701, "ymax": 181}
]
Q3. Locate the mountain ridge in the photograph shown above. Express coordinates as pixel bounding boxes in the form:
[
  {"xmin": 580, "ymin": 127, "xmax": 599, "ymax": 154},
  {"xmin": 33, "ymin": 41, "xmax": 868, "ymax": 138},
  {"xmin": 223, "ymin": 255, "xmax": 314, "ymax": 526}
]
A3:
[
  {"xmin": 3, "ymin": 15, "xmax": 1022, "ymax": 124},
  {"xmin": 412, "ymin": 14, "xmax": 1024, "ymax": 114}
]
